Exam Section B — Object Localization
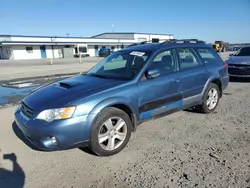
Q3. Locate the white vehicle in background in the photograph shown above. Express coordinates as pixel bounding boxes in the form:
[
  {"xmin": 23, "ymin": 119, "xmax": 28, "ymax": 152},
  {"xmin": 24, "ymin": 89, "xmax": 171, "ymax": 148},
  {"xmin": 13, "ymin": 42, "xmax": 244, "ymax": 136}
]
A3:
[{"xmin": 74, "ymin": 44, "xmax": 89, "ymax": 57}]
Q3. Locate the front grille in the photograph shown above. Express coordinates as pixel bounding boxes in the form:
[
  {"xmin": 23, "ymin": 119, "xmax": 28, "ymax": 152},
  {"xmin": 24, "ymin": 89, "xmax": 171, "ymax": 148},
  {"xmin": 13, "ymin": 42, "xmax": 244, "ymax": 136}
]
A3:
[
  {"xmin": 228, "ymin": 67, "xmax": 250, "ymax": 75},
  {"xmin": 21, "ymin": 102, "xmax": 34, "ymax": 117}
]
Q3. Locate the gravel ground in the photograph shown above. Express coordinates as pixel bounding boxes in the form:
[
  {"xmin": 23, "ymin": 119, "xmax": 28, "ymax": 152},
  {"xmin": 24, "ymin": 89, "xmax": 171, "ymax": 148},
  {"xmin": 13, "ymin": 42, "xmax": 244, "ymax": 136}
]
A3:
[{"xmin": 0, "ymin": 79, "xmax": 250, "ymax": 188}]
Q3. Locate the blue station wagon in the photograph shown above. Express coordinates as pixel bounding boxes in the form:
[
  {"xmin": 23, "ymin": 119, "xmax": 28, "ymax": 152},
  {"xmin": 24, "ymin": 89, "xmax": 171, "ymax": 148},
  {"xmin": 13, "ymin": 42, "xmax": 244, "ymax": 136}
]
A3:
[{"xmin": 15, "ymin": 39, "xmax": 229, "ymax": 156}]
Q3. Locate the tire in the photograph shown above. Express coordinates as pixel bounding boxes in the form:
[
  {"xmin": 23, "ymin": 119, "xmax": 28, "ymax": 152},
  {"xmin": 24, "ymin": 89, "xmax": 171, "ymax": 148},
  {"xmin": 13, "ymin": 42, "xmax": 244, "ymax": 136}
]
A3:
[
  {"xmin": 196, "ymin": 83, "xmax": 220, "ymax": 113},
  {"xmin": 89, "ymin": 107, "xmax": 132, "ymax": 156}
]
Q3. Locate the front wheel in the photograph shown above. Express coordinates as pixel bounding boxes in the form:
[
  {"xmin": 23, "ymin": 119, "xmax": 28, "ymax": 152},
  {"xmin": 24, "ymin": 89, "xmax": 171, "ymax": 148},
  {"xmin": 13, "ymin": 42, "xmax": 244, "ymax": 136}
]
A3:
[
  {"xmin": 196, "ymin": 83, "xmax": 220, "ymax": 113},
  {"xmin": 89, "ymin": 107, "xmax": 132, "ymax": 156}
]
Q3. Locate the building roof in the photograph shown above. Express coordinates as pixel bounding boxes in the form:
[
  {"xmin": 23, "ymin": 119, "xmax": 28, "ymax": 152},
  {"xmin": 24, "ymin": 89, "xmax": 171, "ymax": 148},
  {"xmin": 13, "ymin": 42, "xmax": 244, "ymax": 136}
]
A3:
[
  {"xmin": 0, "ymin": 32, "xmax": 174, "ymax": 47},
  {"xmin": 0, "ymin": 32, "xmax": 173, "ymax": 40},
  {"xmin": 0, "ymin": 41, "xmax": 133, "ymax": 46},
  {"xmin": 91, "ymin": 32, "xmax": 174, "ymax": 38},
  {"xmin": 0, "ymin": 34, "xmax": 91, "ymax": 39}
]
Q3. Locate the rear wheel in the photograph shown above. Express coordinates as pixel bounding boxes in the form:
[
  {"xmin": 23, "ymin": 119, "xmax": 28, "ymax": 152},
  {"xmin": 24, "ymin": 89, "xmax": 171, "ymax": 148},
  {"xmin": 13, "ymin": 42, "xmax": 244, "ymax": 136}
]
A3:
[
  {"xmin": 89, "ymin": 107, "xmax": 132, "ymax": 156},
  {"xmin": 196, "ymin": 83, "xmax": 220, "ymax": 113}
]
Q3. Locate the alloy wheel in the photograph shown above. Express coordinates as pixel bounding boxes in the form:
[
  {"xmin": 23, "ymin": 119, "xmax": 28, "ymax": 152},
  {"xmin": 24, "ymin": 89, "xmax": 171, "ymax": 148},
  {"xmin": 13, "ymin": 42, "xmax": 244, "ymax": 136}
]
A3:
[
  {"xmin": 206, "ymin": 88, "xmax": 219, "ymax": 110},
  {"xmin": 98, "ymin": 117, "xmax": 127, "ymax": 151}
]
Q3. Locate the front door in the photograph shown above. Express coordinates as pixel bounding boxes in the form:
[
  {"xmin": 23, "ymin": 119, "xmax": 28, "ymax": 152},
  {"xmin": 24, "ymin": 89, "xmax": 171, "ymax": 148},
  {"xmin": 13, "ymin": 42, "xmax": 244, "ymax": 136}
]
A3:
[
  {"xmin": 40, "ymin": 46, "xmax": 47, "ymax": 58},
  {"xmin": 138, "ymin": 49, "xmax": 182, "ymax": 121}
]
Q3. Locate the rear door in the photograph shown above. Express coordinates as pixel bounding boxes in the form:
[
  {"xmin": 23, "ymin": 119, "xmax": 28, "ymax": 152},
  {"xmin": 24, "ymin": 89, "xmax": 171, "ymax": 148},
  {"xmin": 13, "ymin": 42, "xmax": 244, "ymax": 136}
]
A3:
[
  {"xmin": 137, "ymin": 48, "xmax": 182, "ymax": 121},
  {"xmin": 195, "ymin": 47, "xmax": 229, "ymax": 90},
  {"xmin": 177, "ymin": 47, "xmax": 209, "ymax": 106}
]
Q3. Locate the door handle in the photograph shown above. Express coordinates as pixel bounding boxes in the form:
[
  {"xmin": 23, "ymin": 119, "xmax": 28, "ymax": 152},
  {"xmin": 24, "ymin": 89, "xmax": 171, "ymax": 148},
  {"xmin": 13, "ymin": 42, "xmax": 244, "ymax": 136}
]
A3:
[{"xmin": 172, "ymin": 79, "xmax": 180, "ymax": 83}]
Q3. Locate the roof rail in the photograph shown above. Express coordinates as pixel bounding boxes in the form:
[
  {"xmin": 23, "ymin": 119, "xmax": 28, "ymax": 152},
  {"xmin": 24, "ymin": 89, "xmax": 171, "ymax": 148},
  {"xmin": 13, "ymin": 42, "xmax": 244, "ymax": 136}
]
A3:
[
  {"xmin": 160, "ymin": 39, "xmax": 205, "ymax": 45},
  {"xmin": 125, "ymin": 39, "xmax": 205, "ymax": 48},
  {"xmin": 125, "ymin": 39, "xmax": 157, "ymax": 48}
]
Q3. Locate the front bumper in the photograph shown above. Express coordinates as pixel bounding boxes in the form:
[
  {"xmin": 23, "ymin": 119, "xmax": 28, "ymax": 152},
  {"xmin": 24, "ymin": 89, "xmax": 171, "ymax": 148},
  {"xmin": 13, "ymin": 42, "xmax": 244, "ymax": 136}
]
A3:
[
  {"xmin": 228, "ymin": 67, "xmax": 250, "ymax": 78},
  {"xmin": 14, "ymin": 106, "xmax": 91, "ymax": 151}
]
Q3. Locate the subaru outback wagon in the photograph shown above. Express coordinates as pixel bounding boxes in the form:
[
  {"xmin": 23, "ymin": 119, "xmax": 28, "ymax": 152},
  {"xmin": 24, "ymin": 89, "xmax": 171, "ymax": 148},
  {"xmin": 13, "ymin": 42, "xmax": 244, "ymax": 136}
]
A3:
[{"xmin": 15, "ymin": 39, "xmax": 229, "ymax": 156}]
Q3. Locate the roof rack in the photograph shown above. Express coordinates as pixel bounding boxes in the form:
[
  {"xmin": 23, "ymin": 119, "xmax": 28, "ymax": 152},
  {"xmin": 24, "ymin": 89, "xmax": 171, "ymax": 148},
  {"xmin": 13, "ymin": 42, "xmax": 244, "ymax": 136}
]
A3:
[
  {"xmin": 160, "ymin": 39, "xmax": 205, "ymax": 45},
  {"xmin": 125, "ymin": 40, "xmax": 157, "ymax": 48},
  {"xmin": 125, "ymin": 38, "xmax": 205, "ymax": 48}
]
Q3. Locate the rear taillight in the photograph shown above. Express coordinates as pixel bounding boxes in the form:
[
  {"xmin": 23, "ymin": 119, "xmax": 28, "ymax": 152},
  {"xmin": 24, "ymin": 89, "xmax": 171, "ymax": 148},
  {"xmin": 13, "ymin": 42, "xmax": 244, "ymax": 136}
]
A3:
[{"xmin": 224, "ymin": 62, "xmax": 228, "ymax": 69}]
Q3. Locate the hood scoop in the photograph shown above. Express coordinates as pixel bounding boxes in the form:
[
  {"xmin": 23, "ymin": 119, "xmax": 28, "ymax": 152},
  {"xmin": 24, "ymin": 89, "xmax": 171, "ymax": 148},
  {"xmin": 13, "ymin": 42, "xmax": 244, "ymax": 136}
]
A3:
[{"xmin": 58, "ymin": 82, "xmax": 72, "ymax": 89}]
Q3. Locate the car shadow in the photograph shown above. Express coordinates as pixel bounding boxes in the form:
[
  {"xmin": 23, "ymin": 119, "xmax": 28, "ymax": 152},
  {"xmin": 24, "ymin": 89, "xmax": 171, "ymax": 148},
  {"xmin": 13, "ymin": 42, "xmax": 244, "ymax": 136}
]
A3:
[
  {"xmin": 183, "ymin": 107, "xmax": 202, "ymax": 114},
  {"xmin": 229, "ymin": 77, "xmax": 250, "ymax": 83},
  {"xmin": 0, "ymin": 151, "xmax": 25, "ymax": 188},
  {"xmin": 78, "ymin": 147, "xmax": 97, "ymax": 156},
  {"xmin": 12, "ymin": 121, "xmax": 42, "ymax": 151},
  {"xmin": 183, "ymin": 107, "xmax": 218, "ymax": 114}
]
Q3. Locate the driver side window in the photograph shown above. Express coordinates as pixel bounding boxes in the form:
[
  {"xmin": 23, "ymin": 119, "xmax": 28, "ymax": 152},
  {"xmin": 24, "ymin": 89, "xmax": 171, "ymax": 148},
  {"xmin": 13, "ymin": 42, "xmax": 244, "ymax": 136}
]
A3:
[{"xmin": 148, "ymin": 49, "xmax": 177, "ymax": 76}]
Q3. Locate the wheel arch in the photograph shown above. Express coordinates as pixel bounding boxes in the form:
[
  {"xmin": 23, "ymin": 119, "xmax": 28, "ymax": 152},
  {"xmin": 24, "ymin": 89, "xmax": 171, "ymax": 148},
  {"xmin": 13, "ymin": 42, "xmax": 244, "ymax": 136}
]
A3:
[
  {"xmin": 202, "ymin": 77, "xmax": 223, "ymax": 98},
  {"xmin": 211, "ymin": 78, "xmax": 222, "ymax": 97},
  {"xmin": 89, "ymin": 97, "xmax": 138, "ymax": 132}
]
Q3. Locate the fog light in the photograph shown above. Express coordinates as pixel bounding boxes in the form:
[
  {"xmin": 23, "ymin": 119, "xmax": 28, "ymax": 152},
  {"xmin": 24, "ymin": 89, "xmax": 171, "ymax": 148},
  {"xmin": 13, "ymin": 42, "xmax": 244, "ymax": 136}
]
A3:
[{"xmin": 42, "ymin": 136, "xmax": 58, "ymax": 148}]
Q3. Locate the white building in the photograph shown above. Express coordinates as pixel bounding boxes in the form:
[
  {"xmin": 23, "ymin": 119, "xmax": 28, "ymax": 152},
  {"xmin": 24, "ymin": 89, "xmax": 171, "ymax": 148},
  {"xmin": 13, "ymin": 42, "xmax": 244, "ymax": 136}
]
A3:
[{"xmin": 0, "ymin": 32, "xmax": 173, "ymax": 60}]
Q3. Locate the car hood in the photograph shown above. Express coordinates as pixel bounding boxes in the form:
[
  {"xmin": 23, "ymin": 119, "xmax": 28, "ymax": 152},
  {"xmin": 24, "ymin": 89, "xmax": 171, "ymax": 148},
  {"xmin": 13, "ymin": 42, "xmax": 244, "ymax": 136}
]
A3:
[
  {"xmin": 23, "ymin": 74, "xmax": 126, "ymax": 112},
  {"xmin": 226, "ymin": 56, "xmax": 250, "ymax": 65}
]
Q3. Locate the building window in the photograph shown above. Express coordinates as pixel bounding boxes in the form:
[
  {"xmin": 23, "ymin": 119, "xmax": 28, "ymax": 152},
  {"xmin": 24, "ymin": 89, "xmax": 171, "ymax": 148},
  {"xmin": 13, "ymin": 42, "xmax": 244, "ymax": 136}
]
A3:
[
  {"xmin": 152, "ymin": 38, "xmax": 159, "ymax": 43},
  {"xmin": 26, "ymin": 47, "xmax": 33, "ymax": 53},
  {"xmin": 79, "ymin": 47, "xmax": 87, "ymax": 53}
]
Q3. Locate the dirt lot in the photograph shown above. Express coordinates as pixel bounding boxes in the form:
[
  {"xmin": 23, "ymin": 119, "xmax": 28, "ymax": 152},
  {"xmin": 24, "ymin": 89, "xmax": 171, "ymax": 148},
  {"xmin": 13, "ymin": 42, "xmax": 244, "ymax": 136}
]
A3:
[{"xmin": 0, "ymin": 79, "xmax": 250, "ymax": 188}]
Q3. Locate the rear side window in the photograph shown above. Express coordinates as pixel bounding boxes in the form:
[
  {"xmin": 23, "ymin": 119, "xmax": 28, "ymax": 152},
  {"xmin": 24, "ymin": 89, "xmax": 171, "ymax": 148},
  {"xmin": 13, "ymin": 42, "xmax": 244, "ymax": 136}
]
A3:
[
  {"xmin": 177, "ymin": 48, "xmax": 201, "ymax": 70},
  {"xmin": 195, "ymin": 48, "xmax": 222, "ymax": 64}
]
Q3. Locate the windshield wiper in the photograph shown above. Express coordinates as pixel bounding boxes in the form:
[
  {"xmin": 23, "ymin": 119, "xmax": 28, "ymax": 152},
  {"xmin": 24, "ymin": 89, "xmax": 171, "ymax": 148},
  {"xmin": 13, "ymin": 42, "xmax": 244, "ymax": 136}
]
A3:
[{"xmin": 88, "ymin": 74, "xmax": 109, "ymax": 79}]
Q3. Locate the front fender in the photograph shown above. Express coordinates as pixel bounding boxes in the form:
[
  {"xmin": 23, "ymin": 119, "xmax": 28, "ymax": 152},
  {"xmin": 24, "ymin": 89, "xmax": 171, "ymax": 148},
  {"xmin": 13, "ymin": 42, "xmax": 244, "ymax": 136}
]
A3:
[
  {"xmin": 85, "ymin": 97, "xmax": 138, "ymax": 132},
  {"xmin": 89, "ymin": 97, "xmax": 137, "ymax": 116}
]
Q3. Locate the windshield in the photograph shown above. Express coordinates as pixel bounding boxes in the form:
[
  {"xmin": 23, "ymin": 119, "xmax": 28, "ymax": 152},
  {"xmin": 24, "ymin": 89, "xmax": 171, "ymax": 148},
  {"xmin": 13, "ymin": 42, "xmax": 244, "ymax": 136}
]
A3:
[
  {"xmin": 87, "ymin": 50, "xmax": 150, "ymax": 80},
  {"xmin": 234, "ymin": 47, "xmax": 250, "ymax": 56}
]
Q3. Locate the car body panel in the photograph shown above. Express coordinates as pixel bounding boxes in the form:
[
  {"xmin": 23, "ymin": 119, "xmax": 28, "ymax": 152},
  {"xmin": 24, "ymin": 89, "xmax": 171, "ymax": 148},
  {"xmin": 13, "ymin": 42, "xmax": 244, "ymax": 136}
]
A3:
[
  {"xmin": 179, "ymin": 65, "xmax": 210, "ymax": 98},
  {"xmin": 15, "ymin": 105, "xmax": 92, "ymax": 150},
  {"xmin": 14, "ymin": 42, "xmax": 229, "ymax": 151},
  {"xmin": 23, "ymin": 75, "xmax": 126, "ymax": 112},
  {"xmin": 138, "ymin": 72, "xmax": 182, "ymax": 121}
]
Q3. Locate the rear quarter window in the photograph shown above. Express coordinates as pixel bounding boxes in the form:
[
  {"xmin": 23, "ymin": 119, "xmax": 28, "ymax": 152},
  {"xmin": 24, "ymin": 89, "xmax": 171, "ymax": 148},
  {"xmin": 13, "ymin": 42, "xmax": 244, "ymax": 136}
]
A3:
[{"xmin": 195, "ymin": 48, "xmax": 222, "ymax": 64}]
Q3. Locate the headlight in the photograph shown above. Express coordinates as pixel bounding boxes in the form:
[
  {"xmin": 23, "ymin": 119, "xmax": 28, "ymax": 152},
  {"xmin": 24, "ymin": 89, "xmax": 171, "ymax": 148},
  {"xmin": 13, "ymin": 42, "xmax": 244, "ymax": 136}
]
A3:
[{"xmin": 36, "ymin": 107, "xmax": 76, "ymax": 122}]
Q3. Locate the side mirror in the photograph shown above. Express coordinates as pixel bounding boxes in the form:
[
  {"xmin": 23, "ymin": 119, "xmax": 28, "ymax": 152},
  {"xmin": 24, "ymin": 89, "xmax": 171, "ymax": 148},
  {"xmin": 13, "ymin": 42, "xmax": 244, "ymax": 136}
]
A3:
[{"xmin": 145, "ymin": 69, "xmax": 160, "ymax": 79}]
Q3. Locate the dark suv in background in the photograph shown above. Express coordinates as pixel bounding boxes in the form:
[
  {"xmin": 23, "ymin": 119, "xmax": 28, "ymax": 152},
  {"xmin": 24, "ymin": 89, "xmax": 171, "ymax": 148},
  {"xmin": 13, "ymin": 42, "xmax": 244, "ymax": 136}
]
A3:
[
  {"xmin": 99, "ymin": 47, "xmax": 113, "ymax": 57},
  {"xmin": 15, "ymin": 39, "xmax": 229, "ymax": 156}
]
